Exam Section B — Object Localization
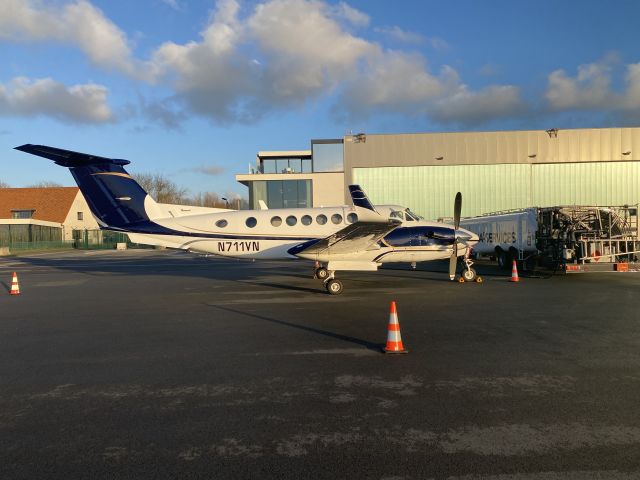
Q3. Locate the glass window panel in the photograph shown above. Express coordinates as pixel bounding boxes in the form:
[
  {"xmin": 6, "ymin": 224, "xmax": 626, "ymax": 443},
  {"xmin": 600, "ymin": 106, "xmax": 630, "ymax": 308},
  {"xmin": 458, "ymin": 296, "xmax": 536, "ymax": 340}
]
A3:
[
  {"xmin": 262, "ymin": 159, "xmax": 277, "ymax": 174},
  {"xmin": 276, "ymin": 159, "xmax": 289, "ymax": 173},
  {"xmin": 246, "ymin": 217, "xmax": 257, "ymax": 228},
  {"xmin": 312, "ymin": 141, "xmax": 344, "ymax": 172},
  {"xmin": 316, "ymin": 214, "xmax": 327, "ymax": 225},
  {"xmin": 347, "ymin": 213, "xmax": 358, "ymax": 223},
  {"xmin": 331, "ymin": 213, "xmax": 343, "ymax": 224},
  {"xmin": 297, "ymin": 180, "xmax": 310, "ymax": 208},
  {"xmin": 250, "ymin": 181, "xmax": 267, "ymax": 210},
  {"xmin": 267, "ymin": 181, "xmax": 284, "ymax": 208},
  {"xmin": 283, "ymin": 180, "xmax": 298, "ymax": 208},
  {"xmin": 301, "ymin": 159, "xmax": 312, "ymax": 173},
  {"xmin": 215, "ymin": 219, "xmax": 228, "ymax": 228},
  {"xmin": 289, "ymin": 158, "xmax": 302, "ymax": 173},
  {"xmin": 301, "ymin": 215, "xmax": 312, "ymax": 225}
]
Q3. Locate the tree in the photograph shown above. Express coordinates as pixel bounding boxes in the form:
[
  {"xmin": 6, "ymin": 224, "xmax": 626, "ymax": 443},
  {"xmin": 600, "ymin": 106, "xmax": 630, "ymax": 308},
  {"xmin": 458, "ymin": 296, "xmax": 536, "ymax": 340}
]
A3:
[
  {"xmin": 27, "ymin": 181, "xmax": 63, "ymax": 188},
  {"xmin": 132, "ymin": 172, "xmax": 188, "ymax": 204},
  {"xmin": 0, "ymin": 180, "xmax": 9, "ymax": 188},
  {"xmin": 188, "ymin": 191, "xmax": 228, "ymax": 208}
]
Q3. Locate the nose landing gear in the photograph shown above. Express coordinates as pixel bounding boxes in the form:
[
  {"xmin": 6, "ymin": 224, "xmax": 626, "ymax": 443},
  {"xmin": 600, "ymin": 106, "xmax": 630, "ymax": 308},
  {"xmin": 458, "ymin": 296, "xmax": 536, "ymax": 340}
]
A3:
[{"xmin": 458, "ymin": 250, "xmax": 482, "ymax": 283}]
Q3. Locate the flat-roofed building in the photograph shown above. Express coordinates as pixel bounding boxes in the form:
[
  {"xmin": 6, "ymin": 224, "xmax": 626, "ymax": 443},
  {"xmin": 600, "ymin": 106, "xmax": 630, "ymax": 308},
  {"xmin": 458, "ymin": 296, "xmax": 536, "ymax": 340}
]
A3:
[
  {"xmin": 238, "ymin": 127, "xmax": 640, "ymax": 220},
  {"xmin": 236, "ymin": 140, "xmax": 345, "ymax": 209}
]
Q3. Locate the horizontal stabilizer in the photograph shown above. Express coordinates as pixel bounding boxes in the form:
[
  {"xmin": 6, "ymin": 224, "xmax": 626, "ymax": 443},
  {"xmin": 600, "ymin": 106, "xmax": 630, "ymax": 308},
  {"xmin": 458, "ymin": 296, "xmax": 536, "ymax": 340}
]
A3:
[{"xmin": 15, "ymin": 144, "xmax": 131, "ymax": 167}]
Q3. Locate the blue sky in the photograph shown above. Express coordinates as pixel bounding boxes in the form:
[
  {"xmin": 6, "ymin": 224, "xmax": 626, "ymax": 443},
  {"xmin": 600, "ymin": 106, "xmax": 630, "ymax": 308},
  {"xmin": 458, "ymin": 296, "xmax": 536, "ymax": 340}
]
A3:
[{"xmin": 1, "ymin": 0, "xmax": 639, "ymax": 199}]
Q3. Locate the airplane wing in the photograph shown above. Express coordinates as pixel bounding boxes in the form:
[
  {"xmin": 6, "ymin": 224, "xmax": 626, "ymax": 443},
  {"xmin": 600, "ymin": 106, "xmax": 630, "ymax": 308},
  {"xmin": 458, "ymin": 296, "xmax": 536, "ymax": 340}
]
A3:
[
  {"xmin": 293, "ymin": 220, "xmax": 400, "ymax": 256},
  {"xmin": 292, "ymin": 183, "xmax": 400, "ymax": 256}
]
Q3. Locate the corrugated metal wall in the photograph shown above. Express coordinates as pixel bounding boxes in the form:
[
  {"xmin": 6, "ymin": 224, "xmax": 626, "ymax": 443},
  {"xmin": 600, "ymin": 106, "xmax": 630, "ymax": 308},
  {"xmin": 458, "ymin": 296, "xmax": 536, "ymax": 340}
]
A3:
[{"xmin": 353, "ymin": 161, "xmax": 640, "ymax": 220}]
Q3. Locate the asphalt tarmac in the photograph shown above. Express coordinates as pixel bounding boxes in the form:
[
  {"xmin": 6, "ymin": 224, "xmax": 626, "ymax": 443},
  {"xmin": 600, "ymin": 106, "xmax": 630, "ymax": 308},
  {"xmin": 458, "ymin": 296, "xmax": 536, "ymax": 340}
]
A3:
[{"xmin": 1, "ymin": 249, "xmax": 639, "ymax": 479}]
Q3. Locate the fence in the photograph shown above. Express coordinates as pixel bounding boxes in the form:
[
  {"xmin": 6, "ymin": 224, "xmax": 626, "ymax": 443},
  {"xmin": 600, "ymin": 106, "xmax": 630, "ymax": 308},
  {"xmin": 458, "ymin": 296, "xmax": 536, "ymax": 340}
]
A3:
[{"xmin": 0, "ymin": 227, "xmax": 149, "ymax": 252}]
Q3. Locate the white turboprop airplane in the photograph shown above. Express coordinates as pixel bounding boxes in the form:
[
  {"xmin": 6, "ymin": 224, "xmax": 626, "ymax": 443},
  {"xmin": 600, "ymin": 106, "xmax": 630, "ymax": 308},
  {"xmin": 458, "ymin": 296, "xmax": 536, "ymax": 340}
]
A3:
[{"xmin": 15, "ymin": 144, "xmax": 480, "ymax": 294}]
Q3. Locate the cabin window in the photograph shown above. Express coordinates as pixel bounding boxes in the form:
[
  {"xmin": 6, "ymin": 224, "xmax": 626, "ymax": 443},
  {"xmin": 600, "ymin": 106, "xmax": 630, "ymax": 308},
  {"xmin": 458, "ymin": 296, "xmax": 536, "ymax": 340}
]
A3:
[
  {"xmin": 316, "ymin": 214, "xmax": 327, "ymax": 225},
  {"xmin": 246, "ymin": 217, "xmax": 257, "ymax": 228},
  {"xmin": 301, "ymin": 215, "xmax": 312, "ymax": 225},
  {"xmin": 331, "ymin": 213, "xmax": 343, "ymax": 224},
  {"xmin": 215, "ymin": 219, "xmax": 228, "ymax": 228},
  {"xmin": 286, "ymin": 215, "xmax": 297, "ymax": 226},
  {"xmin": 347, "ymin": 213, "xmax": 358, "ymax": 224},
  {"xmin": 270, "ymin": 216, "xmax": 282, "ymax": 227}
]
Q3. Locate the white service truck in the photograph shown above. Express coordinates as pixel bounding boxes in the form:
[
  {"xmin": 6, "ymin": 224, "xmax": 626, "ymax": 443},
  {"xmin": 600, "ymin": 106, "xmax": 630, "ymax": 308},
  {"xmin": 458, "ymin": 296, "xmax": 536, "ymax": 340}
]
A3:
[
  {"xmin": 458, "ymin": 205, "xmax": 639, "ymax": 272},
  {"xmin": 460, "ymin": 209, "xmax": 538, "ymax": 269}
]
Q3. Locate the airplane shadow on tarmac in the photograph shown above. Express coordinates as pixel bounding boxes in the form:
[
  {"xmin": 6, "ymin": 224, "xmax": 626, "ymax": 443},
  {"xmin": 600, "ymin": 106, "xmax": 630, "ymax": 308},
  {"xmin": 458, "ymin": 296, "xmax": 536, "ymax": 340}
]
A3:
[{"xmin": 212, "ymin": 304, "xmax": 384, "ymax": 353}]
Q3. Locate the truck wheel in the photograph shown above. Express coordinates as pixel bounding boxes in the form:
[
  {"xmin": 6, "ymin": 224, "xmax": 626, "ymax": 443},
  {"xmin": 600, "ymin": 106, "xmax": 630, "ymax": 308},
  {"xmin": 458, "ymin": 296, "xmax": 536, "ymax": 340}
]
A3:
[{"xmin": 497, "ymin": 250, "xmax": 509, "ymax": 270}]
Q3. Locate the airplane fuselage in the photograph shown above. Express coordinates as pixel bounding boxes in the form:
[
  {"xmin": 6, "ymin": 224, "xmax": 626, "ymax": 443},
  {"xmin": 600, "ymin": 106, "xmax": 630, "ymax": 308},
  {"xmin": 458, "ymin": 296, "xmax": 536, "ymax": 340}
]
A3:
[{"xmin": 128, "ymin": 202, "xmax": 473, "ymax": 265}]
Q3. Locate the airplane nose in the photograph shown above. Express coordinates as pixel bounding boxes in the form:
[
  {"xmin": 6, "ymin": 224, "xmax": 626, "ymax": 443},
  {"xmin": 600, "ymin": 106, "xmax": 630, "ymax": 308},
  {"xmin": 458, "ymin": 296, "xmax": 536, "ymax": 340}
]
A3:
[{"xmin": 455, "ymin": 228, "xmax": 479, "ymax": 244}]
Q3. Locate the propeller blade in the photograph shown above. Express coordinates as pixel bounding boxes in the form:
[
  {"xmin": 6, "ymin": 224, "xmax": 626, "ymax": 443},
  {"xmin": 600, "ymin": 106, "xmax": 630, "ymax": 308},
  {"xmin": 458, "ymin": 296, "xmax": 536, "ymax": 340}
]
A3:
[
  {"xmin": 454, "ymin": 192, "xmax": 462, "ymax": 230},
  {"xmin": 449, "ymin": 241, "xmax": 458, "ymax": 280}
]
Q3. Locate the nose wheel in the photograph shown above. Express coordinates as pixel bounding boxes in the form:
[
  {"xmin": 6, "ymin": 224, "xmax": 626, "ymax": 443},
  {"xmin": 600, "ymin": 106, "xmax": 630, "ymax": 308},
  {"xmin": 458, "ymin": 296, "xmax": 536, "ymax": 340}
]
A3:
[{"xmin": 457, "ymin": 251, "xmax": 482, "ymax": 283}]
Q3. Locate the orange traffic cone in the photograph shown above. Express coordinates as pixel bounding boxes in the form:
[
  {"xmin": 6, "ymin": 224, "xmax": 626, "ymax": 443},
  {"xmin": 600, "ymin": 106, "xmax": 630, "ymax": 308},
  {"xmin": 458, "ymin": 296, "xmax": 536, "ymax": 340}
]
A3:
[
  {"xmin": 384, "ymin": 301, "xmax": 408, "ymax": 354},
  {"xmin": 510, "ymin": 260, "xmax": 520, "ymax": 283},
  {"xmin": 10, "ymin": 272, "xmax": 20, "ymax": 295}
]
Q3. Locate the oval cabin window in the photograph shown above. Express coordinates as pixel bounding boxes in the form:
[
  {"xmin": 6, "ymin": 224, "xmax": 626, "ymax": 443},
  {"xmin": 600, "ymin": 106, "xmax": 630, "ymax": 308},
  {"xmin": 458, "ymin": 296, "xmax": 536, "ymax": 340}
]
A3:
[
  {"xmin": 301, "ymin": 215, "xmax": 312, "ymax": 225},
  {"xmin": 316, "ymin": 214, "xmax": 327, "ymax": 225},
  {"xmin": 215, "ymin": 219, "xmax": 228, "ymax": 228},
  {"xmin": 271, "ymin": 216, "xmax": 282, "ymax": 227},
  {"xmin": 347, "ymin": 213, "xmax": 358, "ymax": 224},
  {"xmin": 246, "ymin": 217, "xmax": 257, "ymax": 228},
  {"xmin": 286, "ymin": 215, "xmax": 298, "ymax": 226},
  {"xmin": 331, "ymin": 213, "xmax": 343, "ymax": 224}
]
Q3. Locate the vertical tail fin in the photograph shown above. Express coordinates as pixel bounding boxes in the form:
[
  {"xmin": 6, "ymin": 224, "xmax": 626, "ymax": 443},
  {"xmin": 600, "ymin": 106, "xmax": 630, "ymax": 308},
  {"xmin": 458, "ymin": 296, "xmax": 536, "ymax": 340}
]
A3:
[
  {"xmin": 348, "ymin": 184, "xmax": 377, "ymax": 212},
  {"xmin": 14, "ymin": 144, "xmax": 162, "ymax": 230}
]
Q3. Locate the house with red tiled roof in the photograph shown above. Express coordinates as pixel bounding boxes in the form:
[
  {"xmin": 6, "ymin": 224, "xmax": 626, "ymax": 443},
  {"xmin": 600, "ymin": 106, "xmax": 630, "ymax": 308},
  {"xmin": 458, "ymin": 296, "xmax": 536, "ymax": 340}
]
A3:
[{"xmin": 0, "ymin": 187, "xmax": 98, "ymax": 243}]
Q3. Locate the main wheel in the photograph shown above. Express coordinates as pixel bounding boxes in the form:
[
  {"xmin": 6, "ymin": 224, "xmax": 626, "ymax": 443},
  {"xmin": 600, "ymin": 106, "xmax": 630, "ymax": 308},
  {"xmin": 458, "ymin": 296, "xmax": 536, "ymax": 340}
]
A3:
[
  {"xmin": 315, "ymin": 267, "xmax": 329, "ymax": 280},
  {"xmin": 326, "ymin": 279, "xmax": 343, "ymax": 295},
  {"xmin": 462, "ymin": 268, "xmax": 477, "ymax": 282}
]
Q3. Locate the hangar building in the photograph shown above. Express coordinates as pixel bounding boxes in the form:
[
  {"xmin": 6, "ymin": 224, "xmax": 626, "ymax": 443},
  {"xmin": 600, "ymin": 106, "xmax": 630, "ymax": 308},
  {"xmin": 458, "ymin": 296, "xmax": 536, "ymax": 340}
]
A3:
[{"xmin": 236, "ymin": 127, "xmax": 640, "ymax": 220}]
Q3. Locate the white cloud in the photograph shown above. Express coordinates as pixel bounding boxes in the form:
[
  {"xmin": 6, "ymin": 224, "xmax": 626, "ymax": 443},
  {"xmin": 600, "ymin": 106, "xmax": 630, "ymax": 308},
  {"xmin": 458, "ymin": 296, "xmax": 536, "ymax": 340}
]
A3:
[
  {"xmin": 375, "ymin": 26, "xmax": 425, "ymax": 45},
  {"xmin": 248, "ymin": 0, "xmax": 375, "ymax": 102},
  {"xmin": 0, "ymin": 0, "xmax": 525, "ymax": 127},
  {"xmin": 546, "ymin": 62, "xmax": 616, "ymax": 110},
  {"xmin": 545, "ymin": 58, "xmax": 640, "ymax": 124},
  {"xmin": 161, "ymin": 0, "xmax": 182, "ymax": 11},
  {"xmin": 0, "ymin": 0, "xmax": 138, "ymax": 77},
  {"xmin": 328, "ymin": 1, "xmax": 369, "ymax": 27},
  {"xmin": 0, "ymin": 77, "xmax": 113, "ymax": 123},
  {"xmin": 431, "ymin": 85, "xmax": 525, "ymax": 125}
]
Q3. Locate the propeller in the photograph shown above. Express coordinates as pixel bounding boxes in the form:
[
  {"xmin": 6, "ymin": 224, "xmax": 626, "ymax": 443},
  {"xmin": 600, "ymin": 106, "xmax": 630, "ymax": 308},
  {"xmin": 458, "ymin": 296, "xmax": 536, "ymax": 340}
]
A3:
[{"xmin": 449, "ymin": 192, "xmax": 462, "ymax": 280}]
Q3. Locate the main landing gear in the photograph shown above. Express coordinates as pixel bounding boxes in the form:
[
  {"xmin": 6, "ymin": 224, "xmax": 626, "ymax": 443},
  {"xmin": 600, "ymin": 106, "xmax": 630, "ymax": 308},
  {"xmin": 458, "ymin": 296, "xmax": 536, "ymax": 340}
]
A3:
[{"xmin": 313, "ymin": 262, "xmax": 343, "ymax": 294}]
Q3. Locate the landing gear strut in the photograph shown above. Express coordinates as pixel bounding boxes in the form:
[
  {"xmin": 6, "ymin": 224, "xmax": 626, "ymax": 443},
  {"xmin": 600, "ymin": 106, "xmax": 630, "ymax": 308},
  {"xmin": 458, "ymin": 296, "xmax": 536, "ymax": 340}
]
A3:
[{"xmin": 313, "ymin": 261, "xmax": 329, "ymax": 280}]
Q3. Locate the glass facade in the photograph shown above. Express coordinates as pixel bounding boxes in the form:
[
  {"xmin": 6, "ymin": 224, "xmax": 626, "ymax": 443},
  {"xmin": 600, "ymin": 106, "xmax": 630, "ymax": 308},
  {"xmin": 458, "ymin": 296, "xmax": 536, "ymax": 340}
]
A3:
[
  {"xmin": 250, "ymin": 180, "xmax": 312, "ymax": 209},
  {"xmin": 261, "ymin": 158, "xmax": 312, "ymax": 174},
  {"xmin": 312, "ymin": 140, "xmax": 344, "ymax": 172}
]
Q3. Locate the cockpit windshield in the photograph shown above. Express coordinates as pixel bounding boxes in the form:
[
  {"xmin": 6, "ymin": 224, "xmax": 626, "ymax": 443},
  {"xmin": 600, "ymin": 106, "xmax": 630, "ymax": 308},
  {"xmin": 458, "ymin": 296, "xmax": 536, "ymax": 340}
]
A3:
[{"xmin": 404, "ymin": 208, "xmax": 423, "ymax": 221}]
